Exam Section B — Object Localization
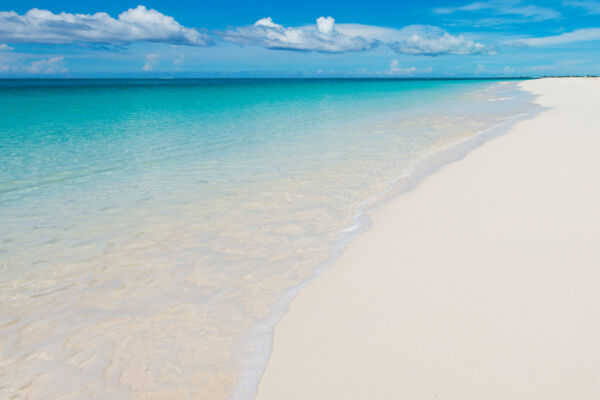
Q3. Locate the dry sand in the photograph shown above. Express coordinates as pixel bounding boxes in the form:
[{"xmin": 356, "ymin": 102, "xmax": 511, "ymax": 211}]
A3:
[{"xmin": 255, "ymin": 78, "xmax": 600, "ymax": 399}]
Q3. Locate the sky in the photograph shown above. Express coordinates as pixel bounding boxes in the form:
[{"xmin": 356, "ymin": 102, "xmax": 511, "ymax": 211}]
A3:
[{"xmin": 0, "ymin": 0, "xmax": 599, "ymax": 77}]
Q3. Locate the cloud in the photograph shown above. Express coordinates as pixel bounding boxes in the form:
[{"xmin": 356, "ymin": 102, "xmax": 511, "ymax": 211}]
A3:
[
  {"xmin": 564, "ymin": 0, "xmax": 600, "ymax": 14},
  {"xmin": 389, "ymin": 59, "xmax": 418, "ymax": 75},
  {"xmin": 142, "ymin": 53, "xmax": 160, "ymax": 71},
  {"xmin": 221, "ymin": 16, "xmax": 373, "ymax": 53},
  {"xmin": 0, "ymin": 43, "xmax": 14, "ymax": 51},
  {"xmin": 337, "ymin": 24, "xmax": 492, "ymax": 55},
  {"xmin": 386, "ymin": 60, "xmax": 433, "ymax": 76},
  {"xmin": 390, "ymin": 59, "xmax": 417, "ymax": 74},
  {"xmin": 435, "ymin": 2, "xmax": 493, "ymax": 14},
  {"xmin": 222, "ymin": 18, "xmax": 492, "ymax": 56},
  {"xmin": 173, "ymin": 54, "xmax": 185, "ymax": 66},
  {"xmin": 26, "ymin": 56, "xmax": 67, "ymax": 73},
  {"xmin": 0, "ymin": 6, "xmax": 212, "ymax": 46},
  {"xmin": 391, "ymin": 27, "xmax": 491, "ymax": 55},
  {"xmin": 434, "ymin": 1, "xmax": 560, "ymax": 24},
  {"xmin": 508, "ymin": 28, "xmax": 600, "ymax": 46}
]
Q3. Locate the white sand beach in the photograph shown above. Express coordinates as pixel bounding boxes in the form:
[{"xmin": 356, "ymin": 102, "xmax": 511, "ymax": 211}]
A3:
[{"xmin": 255, "ymin": 78, "xmax": 600, "ymax": 399}]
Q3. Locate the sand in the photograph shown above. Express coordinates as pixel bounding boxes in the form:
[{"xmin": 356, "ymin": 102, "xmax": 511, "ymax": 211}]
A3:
[{"xmin": 254, "ymin": 78, "xmax": 600, "ymax": 399}]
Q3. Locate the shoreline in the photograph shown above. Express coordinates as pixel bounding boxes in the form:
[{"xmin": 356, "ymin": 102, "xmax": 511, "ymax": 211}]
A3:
[
  {"xmin": 254, "ymin": 77, "xmax": 600, "ymax": 399},
  {"xmin": 233, "ymin": 80, "xmax": 539, "ymax": 399},
  {"xmin": 0, "ymin": 78, "xmax": 538, "ymax": 400}
]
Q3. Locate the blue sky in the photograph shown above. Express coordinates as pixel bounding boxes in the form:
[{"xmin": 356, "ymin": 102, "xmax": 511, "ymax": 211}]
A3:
[{"xmin": 0, "ymin": 0, "xmax": 599, "ymax": 77}]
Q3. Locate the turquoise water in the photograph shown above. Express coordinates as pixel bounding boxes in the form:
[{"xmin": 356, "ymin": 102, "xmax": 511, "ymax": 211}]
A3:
[{"xmin": 0, "ymin": 79, "xmax": 535, "ymax": 399}]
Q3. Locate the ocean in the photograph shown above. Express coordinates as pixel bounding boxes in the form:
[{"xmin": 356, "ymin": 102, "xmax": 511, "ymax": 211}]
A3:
[{"xmin": 0, "ymin": 78, "xmax": 537, "ymax": 399}]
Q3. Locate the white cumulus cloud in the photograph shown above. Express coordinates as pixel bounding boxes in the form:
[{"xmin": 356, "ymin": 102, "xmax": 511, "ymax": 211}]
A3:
[
  {"xmin": 385, "ymin": 60, "xmax": 433, "ymax": 76},
  {"xmin": 142, "ymin": 53, "xmax": 160, "ymax": 71},
  {"xmin": 0, "ymin": 43, "xmax": 14, "ymax": 51},
  {"xmin": 336, "ymin": 24, "xmax": 493, "ymax": 55},
  {"xmin": 221, "ymin": 16, "xmax": 373, "ymax": 53},
  {"xmin": 26, "ymin": 56, "xmax": 67, "ymax": 73},
  {"xmin": 0, "ymin": 6, "xmax": 212, "ymax": 46},
  {"xmin": 390, "ymin": 26, "xmax": 490, "ymax": 56},
  {"xmin": 389, "ymin": 59, "xmax": 417, "ymax": 75},
  {"xmin": 222, "ymin": 17, "xmax": 492, "ymax": 56}
]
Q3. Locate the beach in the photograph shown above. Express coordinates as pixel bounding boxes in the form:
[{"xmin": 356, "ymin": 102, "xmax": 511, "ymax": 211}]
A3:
[
  {"xmin": 255, "ymin": 78, "xmax": 600, "ymax": 399},
  {"xmin": 0, "ymin": 79, "xmax": 532, "ymax": 399},
  {"xmin": 3, "ymin": 2, "xmax": 600, "ymax": 399}
]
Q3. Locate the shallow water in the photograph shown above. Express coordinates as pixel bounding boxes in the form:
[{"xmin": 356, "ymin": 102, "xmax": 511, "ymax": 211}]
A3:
[{"xmin": 0, "ymin": 79, "xmax": 535, "ymax": 399}]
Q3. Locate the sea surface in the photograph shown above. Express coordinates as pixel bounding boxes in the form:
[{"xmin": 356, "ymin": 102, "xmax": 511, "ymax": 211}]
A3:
[{"xmin": 0, "ymin": 78, "xmax": 536, "ymax": 399}]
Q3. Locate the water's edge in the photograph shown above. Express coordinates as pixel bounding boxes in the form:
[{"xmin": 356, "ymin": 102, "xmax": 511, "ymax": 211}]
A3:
[{"xmin": 234, "ymin": 80, "xmax": 545, "ymax": 400}]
